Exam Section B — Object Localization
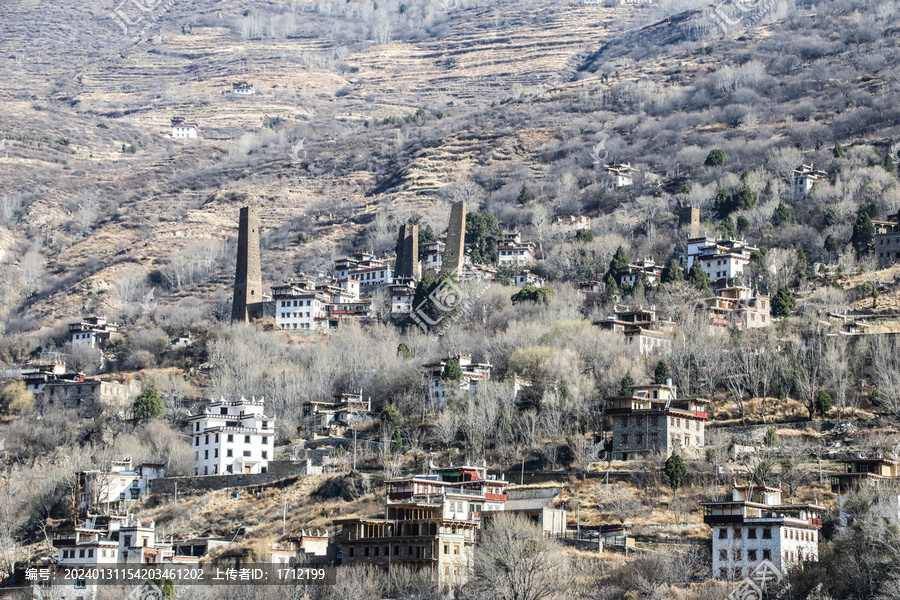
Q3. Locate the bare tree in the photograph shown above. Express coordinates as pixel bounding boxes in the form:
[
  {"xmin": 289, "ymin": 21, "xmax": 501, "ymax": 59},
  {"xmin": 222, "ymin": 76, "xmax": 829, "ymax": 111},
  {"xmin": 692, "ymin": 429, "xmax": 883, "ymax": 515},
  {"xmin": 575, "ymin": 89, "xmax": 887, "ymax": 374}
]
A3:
[
  {"xmin": 789, "ymin": 330, "xmax": 825, "ymax": 420},
  {"xmin": 469, "ymin": 512, "xmax": 566, "ymax": 600},
  {"xmin": 631, "ymin": 195, "xmax": 669, "ymax": 241},
  {"xmin": 869, "ymin": 334, "xmax": 900, "ymax": 418},
  {"xmin": 431, "ymin": 407, "xmax": 459, "ymax": 448}
]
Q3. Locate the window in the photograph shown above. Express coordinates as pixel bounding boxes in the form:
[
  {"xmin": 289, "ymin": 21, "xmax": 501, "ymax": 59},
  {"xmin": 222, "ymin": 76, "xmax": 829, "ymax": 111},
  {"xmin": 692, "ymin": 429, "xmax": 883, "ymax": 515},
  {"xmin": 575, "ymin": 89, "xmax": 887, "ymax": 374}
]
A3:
[
  {"xmin": 622, "ymin": 434, "xmax": 629, "ymax": 445},
  {"xmin": 194, "ymin": 438, "xmax": 199, "ymax": 447},
  {"xmin": 734, "ymin": 549, "xmax": 742, "ymax": 560},
  {"xmin": 719, "ymin": 528, "xmax": 728, "ymax": 539},
  {"xmin": 205, "ymin": 435, "xmax": 209, "ymax": 445},
  {"xmin": 204, "ymin": 450, "xmax": 209, "ymax": 459},
  {"xmin": 214, "ymin": 449, "xmax": 219, "ymax": 458},
  {"xmin": 226, "ymin": 465, "xmax": 233, "ymax": 473},
  {"xmin": 262, "ymin": 451, "xmax": 268, "ymax": 460},
  {"xmin": 245, "ymin": 435, "xmax": 251, "ymax": 443},
  {"xmin": 87, "ymin": 549, "xmax": 94, "ymax": 558},
  {"xmin": 748, "ymin": 528, "xmax": 757, "ymax": 539},
  {"xmin": 227, "ymin": 449, "xmax": 233, "ymax": 457},
  {"xmin": 227, "ymin": 435, "xmax": 234, "ymax": 443},
  {"xmin": 262, "ymin": 437, "xmax": 268, "ymax": 445},
  {"xmin": 762, "ymin": 528, "xmax": 771, "ymax": 539},
  {"xmin": 719, "ymin": 549, "xmax": 727, "ymax": 560},
  {"xmin": 75, "ymin": 579, "xmax": 86, "ymax": 589},
  {"xmin": 444, "ymin": 543, "xmax": 450, "ymax": 554},
  {"xmin": 243, "ymin": 451, "xmax": 251, "ymax": 457},
  {"xmin": 215, "ymin": 434, "xmax": 219, "ymax": 443},
  {"xmin": 719, "ymin": 568, "xmax": 727, "ymax": 579}
]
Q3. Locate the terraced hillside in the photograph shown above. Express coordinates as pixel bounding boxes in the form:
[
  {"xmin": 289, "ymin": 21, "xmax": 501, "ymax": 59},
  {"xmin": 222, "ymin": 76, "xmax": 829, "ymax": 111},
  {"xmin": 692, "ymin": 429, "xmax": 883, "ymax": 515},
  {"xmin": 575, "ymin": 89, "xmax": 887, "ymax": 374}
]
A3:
[{"xmin": 2, "ymin": 0, "xmax": 900, "ymax": 335}]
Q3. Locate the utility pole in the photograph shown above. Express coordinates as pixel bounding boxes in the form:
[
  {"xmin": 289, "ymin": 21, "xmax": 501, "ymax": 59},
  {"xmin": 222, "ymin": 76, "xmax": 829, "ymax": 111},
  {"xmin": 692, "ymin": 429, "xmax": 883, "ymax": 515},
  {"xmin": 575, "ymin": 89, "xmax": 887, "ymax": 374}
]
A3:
[
  {"xmin": 282, "ymin": 494, "xmax": 287, "ymax": 536},
  {"xmin": 605, "ymin": 463, "xmax": 610, "ymax": 501},
  {"xmin": 520, "ymin": 456, "xmax": 525, "ymax": 486},
  {"xmin": 387, "ymin": 524, "xmax": 393, "ymax": 599},
  {"xmin": 576, "ymin": 501, "xmax": 580, "ymax": 540},
  {"xmin": 174, "ymin": 482, "xmax": 178, "ymax": 505}
]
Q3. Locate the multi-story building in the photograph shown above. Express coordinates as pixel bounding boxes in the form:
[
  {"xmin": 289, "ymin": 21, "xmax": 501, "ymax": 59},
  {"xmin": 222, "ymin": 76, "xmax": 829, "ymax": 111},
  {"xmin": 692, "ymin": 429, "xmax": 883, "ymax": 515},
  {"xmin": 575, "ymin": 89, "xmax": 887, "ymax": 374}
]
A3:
[
  {"xmin": 623, "ymin": 328, "xmax": 673, "ymax": 355},
  {"xmin": 459, "ymin": 260, "xmax": 497, "ymax": 282},
  {"xmin": 336, "ymin": 253, "xmax": 393, "ymax": 286},
  {"xmin": 44, "ymin": 516, "xmax": 198, "ymax": 599},
  {"xmin": 390, "ymin": 279, "xmax": 417, "ymax": 313},
  {"xmin": 616, "ymin": 259, "xmax": 662, "ymax": 289},
  {"xmin": 232, "ymin": 81, "xmax": 255, "ymax": 95},
  {"xmin": 607, "ymin": 382, "xmax": 709, "ymax": 460},
  {"xmin": 792, "ymin": 164, "xmax": 827, "ymax": 197},
  {"xmin": 684, "ymin": 237, "xmax": 756, "ymax": 283},
  {"xmin": 702, "ymin": 485, "xmax": 824, "ymax": 581},
  {"xmin": 21, "ymin": 361, "xmax": 69, "ymax": 392},
  {"xmin": 303, "ymin": 392, "xmax": 374, "ymax": 439},
  {"xmin": 272, "ymin": 280, "xmax": 330, "ymax": 331},
  {"xmin": 595, "ymin": 304, "xmax": 674, "ymax": 356},
  {"xmin": 423, "ymin": 355, "xmax": 492, "ymax": 408},
  {"xmin": 171, "ymin": 118, "xmax": 198, "ymax": 138},
  {"xmin": 873, "ymin": 212, "xmax": 900, "ymax": 264},
  {"xmin": 515, "ymin": 270, "xmax": 544, "ymax": 288},
  {"xmin": 273, "ymin": 278, "xmax": 369, "ymax": 331},
  {"xmin": 497, "ymin": 232, "xmax": 536, "ymax": 266},
  {"xmin": 554, "ymin": 215, "xmax": 591, "ymax": 235},
  {"xmin": 188, "ymin": 397, "xmax": 275, "ymax": 476},
  {"xmin": 79, "ymin": 456, "xmax": 165, "ymax": 516},
  {"xmin": 69, "ymin": 316, "xmax": 119, "ymax": 349},
  {"xmin": 823, "ymin": 312, "xmax": 870, "ymax": 335},
  {"xmin": 53, "ymin": 514, "xmax": 126, "ymax": 567},
  {"xmin": 423, "ymin": 241, "xmax": 445, "ymax": 272},
  {"xmin": 334, "ymin": 464, "xmax": 508, "ymax": 586},
  {"xmin": 603, "ymin": 163, "xmax": 635, "ymax": 187},
  {"xmin": 831, "ymin": 454, "xmax": 900, "ymax": 526},
  {"xmin": 40, "ymin": 376, "xmax": 135, "ymax": 412},
  {"xmin": 320, "ymin": 302, "xmax": 372, "ymax": 329},
  {"xmin": 53, "ymin": 514, "xmax": 197, "ymax": 566},
  {"xmin": 708, "ymin": 286, "xmax": 771, "ymax": 330}
]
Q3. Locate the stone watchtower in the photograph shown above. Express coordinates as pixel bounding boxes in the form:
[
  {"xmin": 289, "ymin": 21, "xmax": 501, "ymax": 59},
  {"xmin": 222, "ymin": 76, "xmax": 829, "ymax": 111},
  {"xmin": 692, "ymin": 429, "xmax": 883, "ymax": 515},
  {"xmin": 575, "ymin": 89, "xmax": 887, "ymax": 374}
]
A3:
[
  {"xmin": 441, "ymin": 201, "xmax": 466, "ymax": 278},
  {"xmin": 395, "ymin": 224, "xmax": 419, "ymax": 280},
  {"xmin": 231, "ymin": 206, "xmax": 263, "ymax": 323},
  {"xmin": 679, "ymin": 205, "xmax": 700, "ymax": 238}
]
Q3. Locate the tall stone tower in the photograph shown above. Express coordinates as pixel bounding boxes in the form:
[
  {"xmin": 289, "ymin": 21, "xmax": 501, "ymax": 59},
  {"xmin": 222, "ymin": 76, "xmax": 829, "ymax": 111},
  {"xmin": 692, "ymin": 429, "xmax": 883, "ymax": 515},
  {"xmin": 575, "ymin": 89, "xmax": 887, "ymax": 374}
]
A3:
[
  {"xmin": 231, "ymin": 206, "xmax": 263, "ymax": 323},
  {"xmin": 679, "ymin": 205, "xmax": 701, "ymax": 238},
  {"xmin": 441, "ymin": 201, "xmax": 466, "ymax": 278},
  {"xmin": 395, "ymin": 224, "xmax": 419, "ymax": 280}
]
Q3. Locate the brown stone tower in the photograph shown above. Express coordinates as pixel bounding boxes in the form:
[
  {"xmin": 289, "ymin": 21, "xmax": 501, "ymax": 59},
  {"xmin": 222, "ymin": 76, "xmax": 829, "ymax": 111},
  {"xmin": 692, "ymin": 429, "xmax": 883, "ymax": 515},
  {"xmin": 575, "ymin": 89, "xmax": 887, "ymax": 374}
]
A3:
[
  {"xmin": 441, "ymin": 201, "xmax": 466, "ymax": 278},
  {"xmin": 231, "ymin": 206, "xmax": 263, "ymax": 323},
  {"xmin": 395, "ymin": 224, "xmax": 419, "ymax": 280},
  {"xmin": 679, "ymin": 205, "xmax": 700, "ymax": 238}
]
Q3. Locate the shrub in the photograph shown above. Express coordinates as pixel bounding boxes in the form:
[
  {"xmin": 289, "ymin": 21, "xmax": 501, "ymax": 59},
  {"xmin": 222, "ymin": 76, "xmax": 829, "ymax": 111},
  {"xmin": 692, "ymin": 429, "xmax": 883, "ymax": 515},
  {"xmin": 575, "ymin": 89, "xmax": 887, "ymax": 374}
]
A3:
[
  {"xmin": 704, "ymin": 149, "xmax": 727, "ymax": 166},
  {"xmin": 133, "ymin": 386, "xmax": 164, "ymax": 421}
]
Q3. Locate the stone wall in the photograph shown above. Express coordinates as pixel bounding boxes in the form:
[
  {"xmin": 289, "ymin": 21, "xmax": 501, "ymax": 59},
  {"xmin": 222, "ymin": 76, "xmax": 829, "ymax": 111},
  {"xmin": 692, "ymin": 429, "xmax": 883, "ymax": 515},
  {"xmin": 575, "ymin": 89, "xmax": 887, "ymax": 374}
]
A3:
[{"xmin": 150, "ymin": 460, "xmax": 309, "ymax": 495}]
